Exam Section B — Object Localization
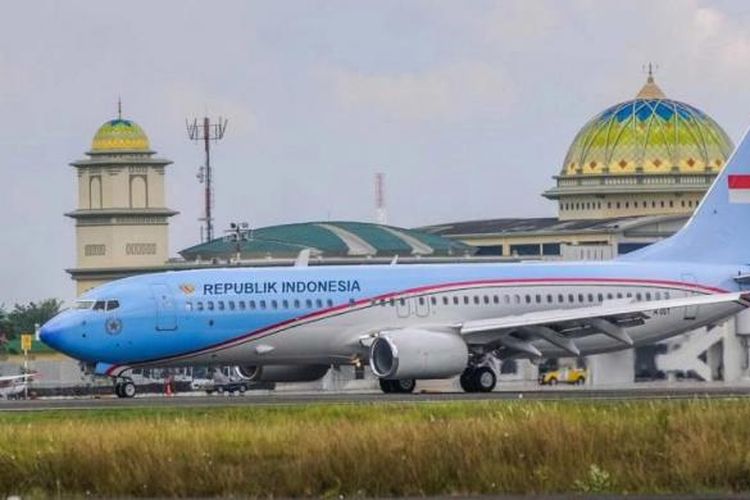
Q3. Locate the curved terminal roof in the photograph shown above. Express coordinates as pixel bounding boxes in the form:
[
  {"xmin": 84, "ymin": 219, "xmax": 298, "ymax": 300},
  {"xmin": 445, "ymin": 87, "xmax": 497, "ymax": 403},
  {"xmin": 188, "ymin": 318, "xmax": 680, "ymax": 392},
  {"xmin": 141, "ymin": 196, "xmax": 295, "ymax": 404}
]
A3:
[
  {"xmin": 561, "ymin": 75, "xmax": 733, "ymax": 177},
  {"xmin": 179, "ymin": 221, "xmax": 475, "ymax": 261},
  {"xmin": 91, "ymin": 118, "xmax": 150, "ymax": 152}
]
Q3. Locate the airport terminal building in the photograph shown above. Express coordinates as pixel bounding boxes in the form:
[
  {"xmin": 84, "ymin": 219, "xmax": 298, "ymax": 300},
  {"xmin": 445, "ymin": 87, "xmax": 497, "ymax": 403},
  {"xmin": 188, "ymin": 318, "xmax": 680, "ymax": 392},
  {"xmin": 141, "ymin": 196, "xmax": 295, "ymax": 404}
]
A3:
[{"xmin": 41, "ymin": 72, "xmax": 750, "ymax": 389}]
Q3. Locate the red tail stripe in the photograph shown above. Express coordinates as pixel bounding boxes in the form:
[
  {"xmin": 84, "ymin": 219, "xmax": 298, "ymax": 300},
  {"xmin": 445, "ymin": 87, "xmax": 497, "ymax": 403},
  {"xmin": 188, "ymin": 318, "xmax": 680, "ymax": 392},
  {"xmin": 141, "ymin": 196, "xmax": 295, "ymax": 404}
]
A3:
[{"xmin": 728, "ymin": 175, "xmax": 750, "ymax": 189}]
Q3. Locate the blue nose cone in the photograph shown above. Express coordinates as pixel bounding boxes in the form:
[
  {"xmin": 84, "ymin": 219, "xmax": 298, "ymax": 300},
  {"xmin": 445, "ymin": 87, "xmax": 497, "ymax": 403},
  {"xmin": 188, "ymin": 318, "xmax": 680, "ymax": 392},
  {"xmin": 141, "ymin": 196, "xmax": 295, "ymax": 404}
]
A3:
[{"xmin": 39, "ymin": 321, "xmax": 62, "ymax": 351}]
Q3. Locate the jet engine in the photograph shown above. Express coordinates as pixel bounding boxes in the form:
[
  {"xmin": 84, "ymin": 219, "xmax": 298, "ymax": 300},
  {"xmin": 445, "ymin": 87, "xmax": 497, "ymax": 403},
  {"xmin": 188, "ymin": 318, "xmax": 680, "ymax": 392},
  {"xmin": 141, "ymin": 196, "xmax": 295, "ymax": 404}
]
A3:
[
  {"xmin": 234, "ymin": 364, "xmax": 330, "ymax": 383},
  {"xmin": 369, "ymin": 329, "xmax": 468, "ymax": 379}
]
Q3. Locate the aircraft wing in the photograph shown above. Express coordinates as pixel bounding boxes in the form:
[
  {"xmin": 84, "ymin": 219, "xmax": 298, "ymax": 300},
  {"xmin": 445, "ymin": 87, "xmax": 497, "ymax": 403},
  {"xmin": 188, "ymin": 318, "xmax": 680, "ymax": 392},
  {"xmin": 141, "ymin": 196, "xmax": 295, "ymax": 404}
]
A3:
[{"xmin": 460, "ymin": 292, "xmax": 750, "ymax": 358}]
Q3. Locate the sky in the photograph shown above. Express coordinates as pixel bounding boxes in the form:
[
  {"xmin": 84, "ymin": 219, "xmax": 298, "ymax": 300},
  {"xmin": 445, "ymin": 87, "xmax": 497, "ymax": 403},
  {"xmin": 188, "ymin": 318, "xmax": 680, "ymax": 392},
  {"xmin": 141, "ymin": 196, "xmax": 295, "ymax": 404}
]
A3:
[{"xmin": 3, "ymin": 0, "xmax": 750, "ymax": 305}]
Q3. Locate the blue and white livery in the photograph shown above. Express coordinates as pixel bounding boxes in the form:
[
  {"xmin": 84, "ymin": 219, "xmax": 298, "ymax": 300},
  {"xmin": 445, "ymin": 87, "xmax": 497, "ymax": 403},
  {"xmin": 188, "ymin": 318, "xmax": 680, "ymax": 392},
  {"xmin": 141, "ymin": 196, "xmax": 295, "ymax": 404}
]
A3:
[{"xmin": 41, "ymin": 127, "xmax": 750, "ymax": 396}]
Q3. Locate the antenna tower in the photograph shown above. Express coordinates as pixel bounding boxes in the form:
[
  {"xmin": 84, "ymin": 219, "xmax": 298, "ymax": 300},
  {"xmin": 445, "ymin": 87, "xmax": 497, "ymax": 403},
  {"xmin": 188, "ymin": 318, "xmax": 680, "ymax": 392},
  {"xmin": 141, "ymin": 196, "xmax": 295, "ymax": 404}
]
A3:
[
  {"xmin": 186, "ymin": 116, "xmax": 228, "ymax": 242},
  {"xmin": 374, "ymin": 172, "xmax": 387, "ymax": 225}
]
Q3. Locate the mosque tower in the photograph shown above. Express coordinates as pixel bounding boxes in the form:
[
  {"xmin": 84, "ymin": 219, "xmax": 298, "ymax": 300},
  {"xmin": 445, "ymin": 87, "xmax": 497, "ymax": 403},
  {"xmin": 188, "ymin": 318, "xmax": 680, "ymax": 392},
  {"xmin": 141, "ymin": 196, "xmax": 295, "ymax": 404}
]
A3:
[{"xmin": 66, "ymin": 106, "xmax": 178, "ymax": 294}]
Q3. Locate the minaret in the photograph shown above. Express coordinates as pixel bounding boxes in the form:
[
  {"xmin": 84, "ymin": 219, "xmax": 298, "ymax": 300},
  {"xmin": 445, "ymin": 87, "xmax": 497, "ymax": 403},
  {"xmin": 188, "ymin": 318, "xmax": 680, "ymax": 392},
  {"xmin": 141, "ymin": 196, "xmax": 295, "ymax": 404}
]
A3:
[{"xmin": 66, "ymin": 109, "xmax": 178, "ymax": 294}]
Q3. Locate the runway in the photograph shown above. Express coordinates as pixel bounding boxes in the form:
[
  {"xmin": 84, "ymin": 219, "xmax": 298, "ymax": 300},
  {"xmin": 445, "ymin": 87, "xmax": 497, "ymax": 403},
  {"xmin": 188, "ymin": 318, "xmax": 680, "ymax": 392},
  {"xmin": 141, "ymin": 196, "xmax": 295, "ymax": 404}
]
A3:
[{"xmin": 3, "ymin": 384, "xmax": 750, "ymax": 411}]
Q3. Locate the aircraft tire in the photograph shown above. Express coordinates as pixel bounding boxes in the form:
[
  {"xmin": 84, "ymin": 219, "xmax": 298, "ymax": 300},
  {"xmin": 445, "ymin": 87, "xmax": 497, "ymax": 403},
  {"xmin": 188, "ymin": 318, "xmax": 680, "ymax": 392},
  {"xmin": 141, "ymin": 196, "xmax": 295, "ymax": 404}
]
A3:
[
  {"xmin": 460, "ymin": 368, "xmax": 477, "ymax": 393},
  {"xmin": 122, "ymin": 381, "xmax": 136, "ymax": 398},
  {"xmin": 473, "ymin": 367, "xmax": 496, "ymax": 393},
  {"xmin": 395, "ymin": 378, "xmax": 416, "ymax": 394},
  {"xmin": 379, "ymin": 378, "xmax": 395, "ymax": 394},
  {"xmin": 114, "ymin": 383, "xmax": 124, "ymax": 398}
]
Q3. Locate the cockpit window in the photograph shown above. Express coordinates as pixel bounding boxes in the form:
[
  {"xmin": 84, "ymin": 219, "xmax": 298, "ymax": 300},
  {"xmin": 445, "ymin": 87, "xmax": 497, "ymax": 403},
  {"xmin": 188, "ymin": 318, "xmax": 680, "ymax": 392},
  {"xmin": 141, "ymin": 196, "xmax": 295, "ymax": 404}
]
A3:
[
  {"xmin": 106, "ymin": 300, "xmax": 120, "ymax": 311},
  {"xmin": 75, "ymin": 300, "xmax": 95, "ymax": 310},
  {"xmin": 93, "ymin": 301, "xmax": 106, "ymax": 311}
]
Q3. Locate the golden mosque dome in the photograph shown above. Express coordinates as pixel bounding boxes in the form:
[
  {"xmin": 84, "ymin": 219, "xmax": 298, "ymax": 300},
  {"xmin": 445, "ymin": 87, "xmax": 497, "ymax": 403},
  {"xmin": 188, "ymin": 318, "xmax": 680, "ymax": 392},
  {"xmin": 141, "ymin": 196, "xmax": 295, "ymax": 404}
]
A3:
[
  {"xmin": 91, "ymin": 118, "xmax": 150, "ymax": 152},
  {"xmin": 561, "ymin": 75, "xmax": 733, "ymax": 177}
]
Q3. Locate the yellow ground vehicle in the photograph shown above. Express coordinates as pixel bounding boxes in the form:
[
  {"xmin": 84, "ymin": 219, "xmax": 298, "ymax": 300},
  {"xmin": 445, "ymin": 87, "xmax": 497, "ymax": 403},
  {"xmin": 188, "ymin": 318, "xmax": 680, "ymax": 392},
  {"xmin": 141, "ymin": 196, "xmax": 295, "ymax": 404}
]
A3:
[{"xmin": 538, "ymin": 367, "xmax": 587, "ymax": 385}]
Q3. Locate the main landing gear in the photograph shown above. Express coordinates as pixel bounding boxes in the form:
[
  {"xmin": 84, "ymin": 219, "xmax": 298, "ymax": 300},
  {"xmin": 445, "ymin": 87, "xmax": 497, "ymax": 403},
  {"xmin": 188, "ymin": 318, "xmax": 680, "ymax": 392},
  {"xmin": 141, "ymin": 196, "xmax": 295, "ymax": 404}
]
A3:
[
  {"xmin": 459, "ymin": 352, "xmax": 499, "ymax": 393},
  {"xmin": 459, "ymin": 366, "xmax": 496, "ymax": 393},
  {"xmin": 114, "ymin": 378, "xmax": 136, "ymax": 398},
  {"xmin": 379, "ymin": 378, "xmax": 416, "ymax": 394}
]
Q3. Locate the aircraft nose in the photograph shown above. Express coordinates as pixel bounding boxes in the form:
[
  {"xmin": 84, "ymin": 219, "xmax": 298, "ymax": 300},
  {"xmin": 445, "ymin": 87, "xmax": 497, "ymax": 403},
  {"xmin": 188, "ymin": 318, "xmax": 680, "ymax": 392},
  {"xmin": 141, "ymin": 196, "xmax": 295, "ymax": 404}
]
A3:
[{"xmin": 39, "ymin": 321, "xmax": 62, "ymax": 351}]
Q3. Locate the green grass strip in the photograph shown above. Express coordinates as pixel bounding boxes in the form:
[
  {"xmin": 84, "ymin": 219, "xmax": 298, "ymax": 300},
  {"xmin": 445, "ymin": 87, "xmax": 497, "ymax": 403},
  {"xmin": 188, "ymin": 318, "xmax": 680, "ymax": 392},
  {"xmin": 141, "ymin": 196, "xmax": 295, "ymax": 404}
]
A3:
[{"xmin": 1, "ymin": 399, "xmax": 750, "ymax": 496}]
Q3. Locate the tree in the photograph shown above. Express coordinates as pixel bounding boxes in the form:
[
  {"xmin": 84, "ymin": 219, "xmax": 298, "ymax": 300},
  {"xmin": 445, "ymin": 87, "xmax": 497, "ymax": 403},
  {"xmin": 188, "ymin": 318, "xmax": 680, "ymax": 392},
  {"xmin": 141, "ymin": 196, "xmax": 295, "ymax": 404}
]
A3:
[{"xmin": 3, "ymin": 299, "xmax": 63, "ymax": 339}]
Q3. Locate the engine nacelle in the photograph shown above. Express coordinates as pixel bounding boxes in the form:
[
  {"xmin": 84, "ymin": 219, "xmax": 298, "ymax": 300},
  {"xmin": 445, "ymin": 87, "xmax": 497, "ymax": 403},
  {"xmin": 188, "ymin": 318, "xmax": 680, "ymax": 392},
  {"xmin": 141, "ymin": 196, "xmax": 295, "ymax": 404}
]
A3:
[
  {"xmin": 369, "ymin": 329, "xmax": 468, "ymax": 379},
  {"xmin": 234, "ymin": 364, "xmax": 330, "ymax": 383}
]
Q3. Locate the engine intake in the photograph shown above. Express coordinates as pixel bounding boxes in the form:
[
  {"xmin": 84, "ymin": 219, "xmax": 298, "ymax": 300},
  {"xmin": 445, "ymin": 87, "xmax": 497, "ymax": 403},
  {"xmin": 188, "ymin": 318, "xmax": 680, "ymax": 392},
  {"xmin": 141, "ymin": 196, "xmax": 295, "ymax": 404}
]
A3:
[
  {"xmin": 234, "ymin": 364, "xmax": 329, "ymax": 383},
  {"xmin": 369, "ymin": 329, "xmax": 468, "ymax": 379}
]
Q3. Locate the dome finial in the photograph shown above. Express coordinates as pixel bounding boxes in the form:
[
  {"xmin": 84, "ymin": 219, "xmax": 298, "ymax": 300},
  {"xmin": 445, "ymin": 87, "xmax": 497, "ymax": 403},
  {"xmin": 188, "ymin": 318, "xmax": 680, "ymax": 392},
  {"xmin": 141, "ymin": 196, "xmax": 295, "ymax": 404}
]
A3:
[
  {"xmin": 636, "ymin": 63, "xmax": 665, "ymax": 99},
  {"xmin": 117, "ymin": 97, "xmax": 122, "ymax": 120}
]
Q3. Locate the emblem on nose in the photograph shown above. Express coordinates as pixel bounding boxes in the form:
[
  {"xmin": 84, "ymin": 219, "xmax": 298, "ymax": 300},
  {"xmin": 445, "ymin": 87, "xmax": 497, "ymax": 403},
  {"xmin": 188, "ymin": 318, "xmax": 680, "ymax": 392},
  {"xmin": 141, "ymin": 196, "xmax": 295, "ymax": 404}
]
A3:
[
  {"xmin": 179, "ymin": 283, "xmax": 195, "ymax": 295},
  {"xmin": 105, "ymin": 318, "xmax": 123, "ymax": 335}
]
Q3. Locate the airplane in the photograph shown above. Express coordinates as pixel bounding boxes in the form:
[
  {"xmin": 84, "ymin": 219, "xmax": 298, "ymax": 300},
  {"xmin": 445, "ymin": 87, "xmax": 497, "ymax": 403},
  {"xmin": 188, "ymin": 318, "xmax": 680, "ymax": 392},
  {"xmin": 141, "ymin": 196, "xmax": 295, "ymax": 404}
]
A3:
[
  {"xmin": 0, "ymin": 373, "xmax": 36, "ymax": 399},
  {"xmin": 40, "ymin": 128, "xmax": 750, "ymax": 398}
]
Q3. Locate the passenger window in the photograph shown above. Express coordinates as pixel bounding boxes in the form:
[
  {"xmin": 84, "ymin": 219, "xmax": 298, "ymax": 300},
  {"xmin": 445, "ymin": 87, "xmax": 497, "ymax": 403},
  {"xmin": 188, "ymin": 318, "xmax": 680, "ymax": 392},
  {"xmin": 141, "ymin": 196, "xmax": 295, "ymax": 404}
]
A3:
[
  {"xmin": 228, "ymin": 301, "xmax": 235, "ymax": 311},
  {"xmin": 271, "ymin": 300, "xmax": 278, "ymax": 309},
  {"xmin": 185, "ymin": 302, "xmax": 193, "ymax": 311},
  {"xmin": 504, "ymin": 295, "xmax": 510, "ymax": 304},
  {"xmin": 607, "ymin": 293, "xmax": 613, "ymax": 300},
  {"xmin": 282, "ymin": 300, "xmax": 289, "ymax": 309},
  {"xmin": 443, "ymin": 296, "xmax": 449, "ymax": 305},
  {"xmin": 617, "ymin": 293, "xmax": 623, "ymax": 299},
  {"xmin": 665, "ymin": 292, "xmax": 671, "ymax": 299},
  {"xmin": 389, "ymin": 298, "xmax": 395, "ymax": 307},
  {"xmin": 419, "ymin": 297, "xmax": 425, "ymax": 306},
  {"xmin": 453, "ymin": 296, "xmax": 459, "ymax": 305},
  {"xmin": 515, "ymin": 295, "xmax": 521, "ymax": 304},
  {"xmin": 558, "ymin": 294, "xmax": 564, "ymax": 303},
  {"xmin": 596, "ymin": 294, "xmax": 602, "ymax": 302},
  {"xmin": 626, "ymin": 293, "xmax": 632, "ymax": 298},
  {"xmin": 329, "ymin": 299, "xmax": 335, "ymax": 307},
  {"xmin": 636, "ymin": 293, "xmax": 642, "ymax": 301},
  {"xmin": 218, "ymin": 301, "xmax": 225, "ymax": 311},
  {"xmin": 207, "ymin": 301, "xmax": 214, "ymax": 311},
  {"xmin": 568, "ymin": 294, "xmax": 574, "ymax": 303},
  {"xmin": 547, "ymin": 295, "xmax": 553, "ymax": 303},
  {"xmin": 106, "ymin": 300, "xmax": 119, "ymax": 311},
  {"xmin": 239, "ymin": 301, "xmax": 246, "ymax": 311},
  {"xmin": 483, "ymin": 296, "xmax": 490, "ymax": 305},
  {"xmin": 655, "ymin": 292, "xmax": 661, "ymax": 300},
  {"xmin": 249, "ymin": 300, "xmax": 256, "ymax": 310},
  {"xmin": 259, "ymin": 300, "xmax": 266, "ymax": 309},
  {"xmin": 525, "ymin": 295, "xmax": 531, "ymax": 304},
  {"xmin": 473, "ymin": 296, "xmax": 480, "ymax": 305},
  {"xmin": 645, "ymin": 292, "xmax": 652, "ymax": 301},
  {"xmin": 578, "ymin": 294, "xmax": 584, "ymax": 303},
  {"xmin": 294, "ymin": 299, "xmax": 300, "ymax": 308},
  {"xmin": 196, "ymin": 301, "xmax": 204, "ymax": 311},
  {"xmin": 316, "ymin": 299, "xmax": 323, "ymax": 308},
  {"xmin": 464, "ymin": 296, "xmax": 470, "ymax": 305},
  {"xmin": 306, "ymin": 299, "xmax": 313, "ymax": 308},
  {"xmin": 431, "ymin": 297, "xmax": 437, "ymax": 306},
  {"xmin": 587, "ymin": 294, "xmax": 594, "ymax": 302},
  {"xmin": 399, "ymin": 298, "xmax": 406, "ymax": 306},
  {"xmin": 535, "ymin": 295, "xmax": 542, "ymax": 304},
  {"xmin": 493, "ymin": 295, "xmax": 499, "ymax": 304}
]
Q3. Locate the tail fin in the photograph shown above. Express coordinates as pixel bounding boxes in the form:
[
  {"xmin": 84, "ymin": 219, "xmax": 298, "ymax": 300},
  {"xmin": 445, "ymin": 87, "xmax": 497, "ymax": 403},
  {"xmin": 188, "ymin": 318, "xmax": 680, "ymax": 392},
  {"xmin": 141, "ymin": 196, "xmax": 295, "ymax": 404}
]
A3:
[{"xmin": 624, "ymin": 126, "xmax": 750, "ymax": 264}]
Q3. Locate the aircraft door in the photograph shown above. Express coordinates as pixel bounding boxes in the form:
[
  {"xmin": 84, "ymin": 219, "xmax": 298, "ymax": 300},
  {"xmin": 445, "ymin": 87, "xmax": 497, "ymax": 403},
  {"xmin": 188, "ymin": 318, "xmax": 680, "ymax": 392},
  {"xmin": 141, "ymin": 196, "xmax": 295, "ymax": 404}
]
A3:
[
  {"xmin": 415, "ymin": 296, "xmax": 430, "ymax": 317},
  {"xmin": 396, "ymin": 297, "xmax": 411, "ymax": 318},
  {"xmin": 151, "ymin": 284, "xmax": 178, "ymax": 331},
  {"xmin": 681, "ymin": 273, "xmax": 699, "ymax": 321}
]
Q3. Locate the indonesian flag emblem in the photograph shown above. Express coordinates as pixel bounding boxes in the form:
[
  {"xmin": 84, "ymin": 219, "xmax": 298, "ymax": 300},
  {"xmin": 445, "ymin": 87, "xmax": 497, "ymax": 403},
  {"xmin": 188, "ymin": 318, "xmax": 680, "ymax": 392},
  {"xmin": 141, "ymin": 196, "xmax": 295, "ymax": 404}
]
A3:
[{"xmin": 728, "ymin": 175, "xmax": 750, "ymax": 203}]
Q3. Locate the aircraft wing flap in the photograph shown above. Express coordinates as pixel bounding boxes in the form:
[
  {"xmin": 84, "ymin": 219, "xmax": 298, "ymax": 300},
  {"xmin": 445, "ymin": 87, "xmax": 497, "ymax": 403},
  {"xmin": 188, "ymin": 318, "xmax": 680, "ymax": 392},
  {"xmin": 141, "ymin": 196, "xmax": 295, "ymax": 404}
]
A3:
[{"xmin": 461, "ymin": 292, "xmax": 750, "ymax": 337}]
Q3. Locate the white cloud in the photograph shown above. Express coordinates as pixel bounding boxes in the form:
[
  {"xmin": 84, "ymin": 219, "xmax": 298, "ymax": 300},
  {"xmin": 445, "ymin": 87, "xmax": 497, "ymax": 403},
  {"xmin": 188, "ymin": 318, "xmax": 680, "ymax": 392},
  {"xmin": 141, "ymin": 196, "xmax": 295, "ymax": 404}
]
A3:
[{"xmin": 326, "ymin": 61, "xmax": 514, "ymax": 123}]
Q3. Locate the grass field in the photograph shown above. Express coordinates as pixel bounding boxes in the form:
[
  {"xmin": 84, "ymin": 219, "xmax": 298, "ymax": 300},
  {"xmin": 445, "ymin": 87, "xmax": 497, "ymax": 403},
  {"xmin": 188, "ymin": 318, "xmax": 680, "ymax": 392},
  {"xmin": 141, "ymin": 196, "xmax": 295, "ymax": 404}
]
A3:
[{"xmin": 2, "ymin": 399, "xmax": 750, "ymax": 497}]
